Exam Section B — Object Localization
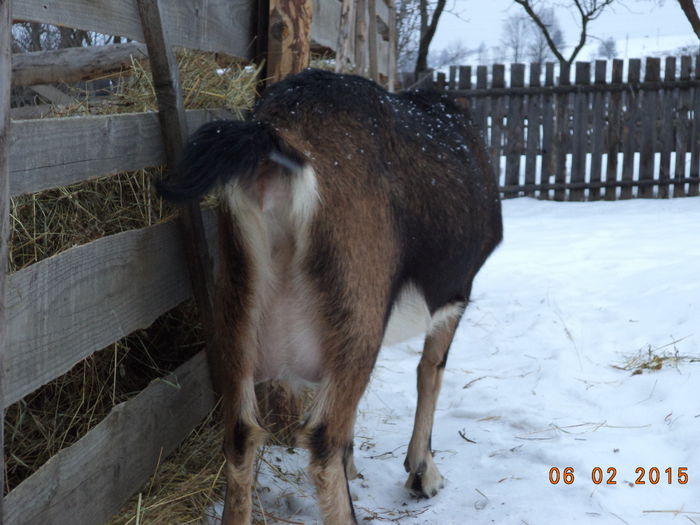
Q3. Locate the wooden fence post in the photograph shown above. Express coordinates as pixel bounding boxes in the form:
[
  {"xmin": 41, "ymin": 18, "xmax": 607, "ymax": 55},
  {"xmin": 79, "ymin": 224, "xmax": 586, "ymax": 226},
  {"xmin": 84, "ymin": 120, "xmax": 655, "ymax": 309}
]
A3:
[
  {"xmin": 268, "ymin": 0, "xmax": 313, "ymax": 83},
  {"xmin": 0, "ymin": 0, "xmax": 11, "ymax": 516},
  {"xmin": 659, "ymin": 56, "xmax": 676, "ymax": 198},
  {"xmin": 135, "ymin": 0, "xmax": 216, "ymax": 363},
  {"xmin": 524, "ymin": 62, "xmax": 541, "ymax": 197},
  {"xmin": 541, "ymin": 62, "xmax": 555, "ymax": 199},
  {"xmin": 367, "ymin": 0, "xmax": 378, "ymax": 82},
  {"xmin": 639, "ymin": 57, "xmax": 660, "ymax": 198},
  {"xmin": 554, "ymin": 61, "xmax": 570, "ymax": 201},
  {"xmin": 620, "ymin": 58, "xmax": 641, "ymax": 199},
  {"xmin": 335, "ymin": 0, "xmax": 355, "ymax": 73},
  {"xmin": 589, "ymin": 60, "xmax": 607, "ymax": 201},
  {"xmin": 355, "ymin": 0, "xmax": 367, "ymax": 77},
  {"xmin": 605, "ymin": 59, "xmax": 623, "ymax": 201},
  {"xmin": 690, "ymin": 55, "xmax": 700, "ymax": 197},
  {"xmin": 571, "ymin": 61, "xmax": 590, "ymax": 201},
  {"xmin": 387, "ymin": 0, "xmax": 397, "ymax": 91},
  {"xmin": 504, "ymin": 63, "xmax": 525, "ymax": 198}
]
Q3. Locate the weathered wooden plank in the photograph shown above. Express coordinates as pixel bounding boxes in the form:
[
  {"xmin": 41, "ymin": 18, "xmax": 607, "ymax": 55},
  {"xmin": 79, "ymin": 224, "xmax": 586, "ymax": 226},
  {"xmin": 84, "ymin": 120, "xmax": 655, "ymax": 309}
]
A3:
[
  {"xmin": 137, "ymin": 0, "xmax": 217, "ymax": 399},
  {"xmin": 386, "ymin": 0, "xmax": 397, "ymax": 91},
  {"xmin": 504, "ymin": 63, "xmax": 525, "ymax": 198},
  {"xmin": 475, "ymin": 65, "xmax": 488, "ymax": 140},
  {"xmin": 605, "ymin": 59, "xmax": 623, "ymax": 200},
  {"xmin": 335, "ymin": 0, "xmax": 355, "ymax": 73},
  {"xmin": 658, "ymin": 57, "xmax": 676, "ymax": 198},
  {"xmin": 458, "ymin": 65, "xmax": 471, "ymax": 90},
  {"xmin": 3, "ymin": 215, "xmax": 216, "ymax": 408},
  {"xmin": 541, "ymin": 62, "xmax": 555, "ymax": 199},
  {"xmin": 524, "ymin": 62, "xmax": 541, "ymax": 197},
  {"xmin": 490, "ymin": 64, "xmax": 506, "ymax": 184},
  {"xmin": 367, "ymin": 0, "xmax": 378, "ymax": 81},
  {"xmin": 639, "ymin": 57, "xmax": 660, "ymax": 198},
  {"xmin": 690, "ymin": 55, "xmax": 700, "ymax": 196},
  {"xmin": 313, "ymin": 0, "xmax": 343, "ymax": 52},
  {"xmin": 674, "ymin": 56, "xmax": 692, "ymax": 197},
  {"xmin": 12, "ymin": 42, "xmax": 148, "ymax": 87},
  {"xmin": 268, "ymin": 0, "xmax": 313, "ymax": 83},
  {"xmin": 620, "ymin": 58, "xmax": 641, "ymax": 199},
  {"xmin": 589, "ymin": 60, "xmax": 607, "ymax": 200},
  {"xmin": 355, "ymin": 0, "xmax": 367, "ymax": 76},
  {"xmin": 1, "ymin": 0, "xmax": 13, "ymax": 515},
  {"xmin": 9, "ymin": 108, "xmax": 233, "ymax": 197},
  {"xmin": 570, "ymin": 61, "xmax": 590, "ymax": 201},
  {"xmin": 3, "ymin": 351, "xmax": 216, "ymax": 525},
  {"xmin": 13, "ymin": 0, "xmax": 252, "ymax": 59},
  {"xmin": 554, "ymin": 61, "xmax": 570, "ymax": 201}
]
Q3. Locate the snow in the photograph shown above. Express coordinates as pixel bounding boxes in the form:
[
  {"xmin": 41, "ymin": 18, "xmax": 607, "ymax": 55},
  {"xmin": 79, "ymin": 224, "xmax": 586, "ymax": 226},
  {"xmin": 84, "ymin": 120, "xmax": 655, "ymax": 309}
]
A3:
[{"xmin": 209, "ymin": 196, "xmax": 700, "ymax": 524}]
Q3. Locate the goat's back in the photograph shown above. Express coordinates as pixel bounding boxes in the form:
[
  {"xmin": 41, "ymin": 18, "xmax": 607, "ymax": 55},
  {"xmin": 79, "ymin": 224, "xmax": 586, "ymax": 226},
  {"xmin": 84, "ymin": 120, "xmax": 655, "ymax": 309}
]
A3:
[{"xmin": 253, "ymin": 69, "xmax": 503, "ymax": 314}]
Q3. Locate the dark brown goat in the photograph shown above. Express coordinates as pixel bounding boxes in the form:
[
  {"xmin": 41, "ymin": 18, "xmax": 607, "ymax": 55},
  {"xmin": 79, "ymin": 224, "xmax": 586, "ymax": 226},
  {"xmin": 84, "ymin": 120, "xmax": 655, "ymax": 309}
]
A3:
[{"xmin": 160, "ymin": 68, "xmax": 502, "ymax": 525}]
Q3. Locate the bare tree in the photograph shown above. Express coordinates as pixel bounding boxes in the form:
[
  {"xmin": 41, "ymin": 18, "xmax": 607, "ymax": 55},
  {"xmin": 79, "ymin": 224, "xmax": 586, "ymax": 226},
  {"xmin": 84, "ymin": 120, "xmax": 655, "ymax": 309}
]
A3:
[
  {"xmin": 526, "ymin": 8, "xmax": 564, "ymax": 63},
  {"xmin": 513, "ymin": 0, "xmax": 615, "ymax": 64},
  {"xmin": 597, "ymin": 36, "xmax": 617, "ymax": 59},
  {"xmin": 500, "ymin": 14, "xmax": 531, "ymax": 62},
  {"xmin": 415, "ymin": 0, "xmax": 448, "ymax": 76}
]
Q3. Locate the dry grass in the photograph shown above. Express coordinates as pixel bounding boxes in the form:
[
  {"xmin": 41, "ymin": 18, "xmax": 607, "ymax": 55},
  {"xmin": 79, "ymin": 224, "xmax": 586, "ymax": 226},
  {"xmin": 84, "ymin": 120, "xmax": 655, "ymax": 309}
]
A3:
[
  {"xmin": 4, "ymin": 48, "xmax": 260, "ymax": 509},
  {"xmin": 612, "ymin": 337, "xmax": 699, "ymax": 375}
]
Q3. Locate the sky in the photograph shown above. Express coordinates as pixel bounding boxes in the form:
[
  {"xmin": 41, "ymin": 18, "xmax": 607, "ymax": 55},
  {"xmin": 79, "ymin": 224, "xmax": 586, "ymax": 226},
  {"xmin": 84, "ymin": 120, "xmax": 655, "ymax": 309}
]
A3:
[{"xmin": 431, "ymin": 0, "xmax": 698, "ymax": 62}]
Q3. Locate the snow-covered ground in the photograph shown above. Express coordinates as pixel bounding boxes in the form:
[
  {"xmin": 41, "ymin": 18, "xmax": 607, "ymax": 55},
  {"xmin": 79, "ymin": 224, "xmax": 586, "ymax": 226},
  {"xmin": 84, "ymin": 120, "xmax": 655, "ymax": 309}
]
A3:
[{"xmin": 214, "ymin": 196, "xmax": 700, "ymax": 524}]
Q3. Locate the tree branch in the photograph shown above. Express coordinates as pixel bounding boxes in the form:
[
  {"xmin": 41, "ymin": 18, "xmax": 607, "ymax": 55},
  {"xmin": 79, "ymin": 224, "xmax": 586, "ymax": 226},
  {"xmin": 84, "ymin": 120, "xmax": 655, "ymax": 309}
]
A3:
[
  {"xmin": 513, "ymin": 0, "xmax": 566, "ymax": 63},
  {"xmin": 678, "ymin": 0, "xmax": 700, "ymax": 40}
]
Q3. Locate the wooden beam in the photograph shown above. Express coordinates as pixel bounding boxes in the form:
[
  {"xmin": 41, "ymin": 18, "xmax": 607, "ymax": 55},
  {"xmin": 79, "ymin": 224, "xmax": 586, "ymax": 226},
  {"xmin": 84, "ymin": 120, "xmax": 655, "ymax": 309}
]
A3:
[
  {"xmin": 3, "ymin": 351, "xmax": 216, "ymax": 525},
  {"xmin": 3, "ymin": 216, "xmax": 216, "ymax": 408},
  {"xmin": 10, "ymin": 108, "xmax": 234, "ymax": 197},
  {"xmin": 1, "ymin": 0, "xmax": 12, "ymax": 518},
  {"xmin": 136, "ymin": 0, "xmax": 216, "ymax": 380},
  {"xmin": 27, "ymin": 84, "xmax": 74, "ymax": 105},
  {"xmin": 335, "ymin": 0, "xmax": 355, "ymax": 73},
  {"xmin": 267, "ymin": 0, "xmax": 313, "ymax": 83},
  {"xmin": 355, "ymin": 0, "xmax": 367, "ymax": 76},
  {"xmin": 367, "ymin": 0, "xmax": 378, "ymax": 81},
  {"xmin": 11, "ymin": 42, "xmax": 148, "ymax": 87},
  {"xmin": 387, "ymin": 0, "xmax": 397, "ymax": 91},
  {"xmin": 13, "ymin": 0, "xmax": 252, "ymax": 59}
]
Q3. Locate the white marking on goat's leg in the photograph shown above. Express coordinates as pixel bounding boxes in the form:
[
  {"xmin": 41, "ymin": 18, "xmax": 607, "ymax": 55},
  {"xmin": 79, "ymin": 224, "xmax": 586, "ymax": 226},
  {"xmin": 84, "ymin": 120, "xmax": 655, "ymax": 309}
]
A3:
[
  {"xmin": 221, "ymin": 379, "xmax": 266, "ymax": 525},
  {"xmin": 405, "ymin": 304, "xmax": 464, "ymax": 498},
  {"xmin": 344, "ymin": 412, "xmax": 360, "ymax": 480}
]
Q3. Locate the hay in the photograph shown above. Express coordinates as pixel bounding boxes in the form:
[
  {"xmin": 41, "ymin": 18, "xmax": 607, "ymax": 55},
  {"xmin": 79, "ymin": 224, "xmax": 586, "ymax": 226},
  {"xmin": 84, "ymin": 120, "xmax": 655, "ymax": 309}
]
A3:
[{"xmin": 4, "ymin": 48, "xmax": 260, "ymax": 507}]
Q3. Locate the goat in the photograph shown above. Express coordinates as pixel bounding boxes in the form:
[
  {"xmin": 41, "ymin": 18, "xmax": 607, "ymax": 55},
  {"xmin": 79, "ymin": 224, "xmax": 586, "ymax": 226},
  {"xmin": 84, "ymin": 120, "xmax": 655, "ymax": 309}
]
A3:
[{"xmin": 160, "ymin": 68, "xmax": 502, "ymax": 525}]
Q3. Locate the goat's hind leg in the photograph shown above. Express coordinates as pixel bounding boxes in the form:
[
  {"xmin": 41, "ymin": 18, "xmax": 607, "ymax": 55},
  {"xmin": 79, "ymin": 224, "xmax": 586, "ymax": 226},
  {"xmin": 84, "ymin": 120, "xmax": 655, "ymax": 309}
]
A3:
[{"xmin": 405, "ymin": 302, "xmax": 464, "ymax": 498}]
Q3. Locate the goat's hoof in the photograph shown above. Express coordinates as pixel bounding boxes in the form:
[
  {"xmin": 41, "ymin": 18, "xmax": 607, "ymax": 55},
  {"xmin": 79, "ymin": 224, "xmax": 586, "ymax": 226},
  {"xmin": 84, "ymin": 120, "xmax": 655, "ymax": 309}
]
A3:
[{"xmin": 405, "ymin": 459, "xmax": 444, "ymax": 498}]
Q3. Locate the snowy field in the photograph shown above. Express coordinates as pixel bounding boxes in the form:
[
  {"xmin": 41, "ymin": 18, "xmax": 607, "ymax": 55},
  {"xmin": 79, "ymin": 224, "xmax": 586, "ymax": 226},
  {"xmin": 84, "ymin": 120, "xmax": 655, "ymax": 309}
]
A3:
[{"xmin": 213, "ymin": 196, "xmax": 700, "ymax": 525}]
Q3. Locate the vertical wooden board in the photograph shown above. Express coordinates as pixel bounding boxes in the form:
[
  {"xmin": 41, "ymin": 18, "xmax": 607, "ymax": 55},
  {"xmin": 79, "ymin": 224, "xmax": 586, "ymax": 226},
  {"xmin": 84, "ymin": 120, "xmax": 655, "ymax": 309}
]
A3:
[
  {"xmin": 355, "ymin": 0, "xmax": 367, "ymax": 77},
  {"xmin": 605, "ymin": 59, "xmax": 623, "ymax": 200},
  {"xmin": 458, "ymin": 65, "xmax": 471, "ymax": 90},
  {"xmin": 639, "ymin": 57, "xmax": 660, "ymax": 198},
  {"xmin": 570, "ymin": 62, "xmax": 590, "ymax": 200},
  {"xmin": 589, "ymin": 60, "xmax": 607, "ymax": 200},
  {"xmin": 136, "ymin": 0, "xmax": 216, "ymax": 375},
  {"xmin": 620, "ymin": 58, "xmax": 641, "ymax": 199},
  {"xmin": 658, "ymin": 56, "xmax": 676, "ymax": 198},
  {"xmin": 554, "ymin": 61, "xmax": 571, "ymax": 201},
  {"xmin": 335, "ymin": 0, "xmax": 356, "ymax": 73},
  {"xmin": 505, "ymin": 63, "xmax": 525, "ymax": 197},
  {"xmin": 675, "ymin": 56, "xmax": 692, "ymax": 197},
  {"xmin": 268, "ymin": 0, "xmax": 313, "ymax": 83},
  {"xmin": 475, "ymin": 65, "xmax": 489, "ymax": 143},
  {"xmin": 491, "ymin": 64, "xmax": 506, "ymax": 185},
  {"xmin": 541, "ymin": 62, "xmax": 555, "ymax": 199},
  {"xmin": 436, "ymin": 71, "xmax": 446, "ymax": 92},
  {"xmin": 3, "ymin": 352, "xmax": 216, "ymax": 525},
  {"xmin": 449, "ymin": 65, "xmax": 457, "ymax": 90},
  {"xmin": 525, "ymin": 62, "xmax": 541, "ymax": 196},
  {"xmin": 1, "ymin": 0, "xmax": 12, "ymax": 515},
  {"xmin": 689, "ymin": 55, "xmax": 700, "ymax": 196},
  {"xmin": 367, "ymin": 0, "xmax": 378, "ymax": 81},
  {"xmin": 387, "ymin": 0, "xmax": 397, "ymax": 91}
]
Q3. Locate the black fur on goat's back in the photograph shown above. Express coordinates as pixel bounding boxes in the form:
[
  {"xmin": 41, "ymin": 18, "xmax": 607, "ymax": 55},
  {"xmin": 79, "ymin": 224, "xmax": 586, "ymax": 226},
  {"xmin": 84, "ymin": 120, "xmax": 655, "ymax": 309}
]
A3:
[{"xmin": 157, "ymin": 119, "xmax": 304, "ymax": 202}]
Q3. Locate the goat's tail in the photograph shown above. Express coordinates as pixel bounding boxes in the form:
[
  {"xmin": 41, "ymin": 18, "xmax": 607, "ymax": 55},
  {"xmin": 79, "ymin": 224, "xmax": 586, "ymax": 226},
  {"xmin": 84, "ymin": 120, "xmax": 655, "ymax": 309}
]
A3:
[{"xmin": 157, "ymin": 120, "xmax": 305, "ymax": 202}]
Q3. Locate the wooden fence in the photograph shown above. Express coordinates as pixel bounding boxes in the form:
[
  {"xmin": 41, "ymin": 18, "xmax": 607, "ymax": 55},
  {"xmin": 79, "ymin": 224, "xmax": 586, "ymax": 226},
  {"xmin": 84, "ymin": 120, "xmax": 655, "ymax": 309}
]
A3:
[
  {"xmin": 0, "ymin": 1, "xmax": 395, "ymax": 524},
  {"xmin": 413, "ymin": 57, "xmax": 700, "ymax": 201}
]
